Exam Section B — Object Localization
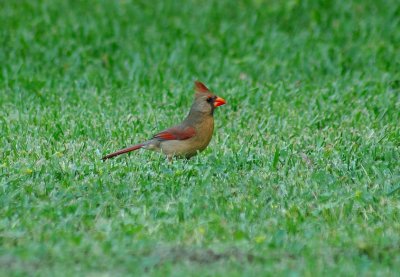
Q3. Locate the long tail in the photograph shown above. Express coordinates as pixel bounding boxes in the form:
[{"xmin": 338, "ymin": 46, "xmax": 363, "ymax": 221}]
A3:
[{"xmin": 102, "ymin": 143, "xmax": 144, "ymax": 160}]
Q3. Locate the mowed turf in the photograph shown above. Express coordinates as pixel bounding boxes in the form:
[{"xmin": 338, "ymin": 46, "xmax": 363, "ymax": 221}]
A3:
[{"xmin": 1, "ymin": 0, "xmax": 399, "ymax": 275}]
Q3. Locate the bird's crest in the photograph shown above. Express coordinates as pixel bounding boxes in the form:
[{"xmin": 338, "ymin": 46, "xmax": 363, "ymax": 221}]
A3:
[{"xmin": 194, "ymin": 81, "xmax": 210, "ymax": 93}]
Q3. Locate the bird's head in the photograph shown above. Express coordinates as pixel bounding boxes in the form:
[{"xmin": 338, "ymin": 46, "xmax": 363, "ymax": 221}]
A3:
[{"xmin": 192, "ymin": 81, "xmax": 226, "ymax": 115}]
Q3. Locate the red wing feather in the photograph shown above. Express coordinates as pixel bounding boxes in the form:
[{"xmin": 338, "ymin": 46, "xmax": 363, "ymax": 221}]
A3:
[{"xmin": 153, "ymin": 126, "xmax": 196, "ymax": 141}]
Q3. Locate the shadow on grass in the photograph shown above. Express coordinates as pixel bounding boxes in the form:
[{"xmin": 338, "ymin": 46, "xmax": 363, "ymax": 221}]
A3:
[{"xmin": 142, "ymin": 246, "xmax": 265, "ymax": 271}]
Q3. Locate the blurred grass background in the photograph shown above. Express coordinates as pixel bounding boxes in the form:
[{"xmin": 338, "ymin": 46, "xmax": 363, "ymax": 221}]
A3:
[{"xmin": 1, "ymin": 0, "xmax": 399, "ymax": 275}]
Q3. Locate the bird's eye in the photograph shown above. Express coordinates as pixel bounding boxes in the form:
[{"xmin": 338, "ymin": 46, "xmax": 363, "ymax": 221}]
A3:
[{"xmin": 206, "ymin": 97, "xmax": 213, "ymax": 103}]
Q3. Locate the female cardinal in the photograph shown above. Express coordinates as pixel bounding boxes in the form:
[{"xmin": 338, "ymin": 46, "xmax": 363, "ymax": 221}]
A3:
[{"xmin": 102, "ymin": 81, "xmax": 226, "ymax": 160}]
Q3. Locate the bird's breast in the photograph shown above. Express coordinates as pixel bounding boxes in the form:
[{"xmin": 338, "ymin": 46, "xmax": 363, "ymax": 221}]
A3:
[{"xmin": 193, "ymin": 116, "xmax": 214, "ymax": 150}]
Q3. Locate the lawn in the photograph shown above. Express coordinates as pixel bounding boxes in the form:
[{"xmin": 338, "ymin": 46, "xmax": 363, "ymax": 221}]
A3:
[{"xmin": 1, "ymin": 0, "xmax": 399, "ymax": 275}]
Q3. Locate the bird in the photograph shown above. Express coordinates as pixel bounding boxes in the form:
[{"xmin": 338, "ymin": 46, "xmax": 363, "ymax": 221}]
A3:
[{"xmin": 102, "ymin": 81, "xmax": 226, "ymax": 161}]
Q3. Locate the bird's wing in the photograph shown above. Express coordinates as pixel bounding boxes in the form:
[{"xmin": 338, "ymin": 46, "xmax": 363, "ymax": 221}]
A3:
[{"xmin": 153, "ymin": 126, "xmax": 196, "ymax": 141}]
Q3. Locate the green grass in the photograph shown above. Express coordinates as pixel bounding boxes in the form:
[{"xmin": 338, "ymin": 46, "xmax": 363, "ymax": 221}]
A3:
[{"xmin": 1, "ymin": 0, "xmax": 400, "ymax": 275}]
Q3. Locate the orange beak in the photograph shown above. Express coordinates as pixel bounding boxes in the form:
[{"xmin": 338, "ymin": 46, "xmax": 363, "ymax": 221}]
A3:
[{"xmin": 214, "ymin": 97, "xmax": 226, "ymax": 107}]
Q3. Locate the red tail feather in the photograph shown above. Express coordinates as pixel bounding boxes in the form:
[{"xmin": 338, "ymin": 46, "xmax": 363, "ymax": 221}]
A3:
[{"xmin": 102, "ymin": 143, "xmax": 144, "ymax": 160}]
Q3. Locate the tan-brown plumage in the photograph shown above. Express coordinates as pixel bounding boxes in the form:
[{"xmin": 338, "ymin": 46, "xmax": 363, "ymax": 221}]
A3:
[{"xmin": 102, "ymin": 81, "xmax": 226, "ymax": 160}]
